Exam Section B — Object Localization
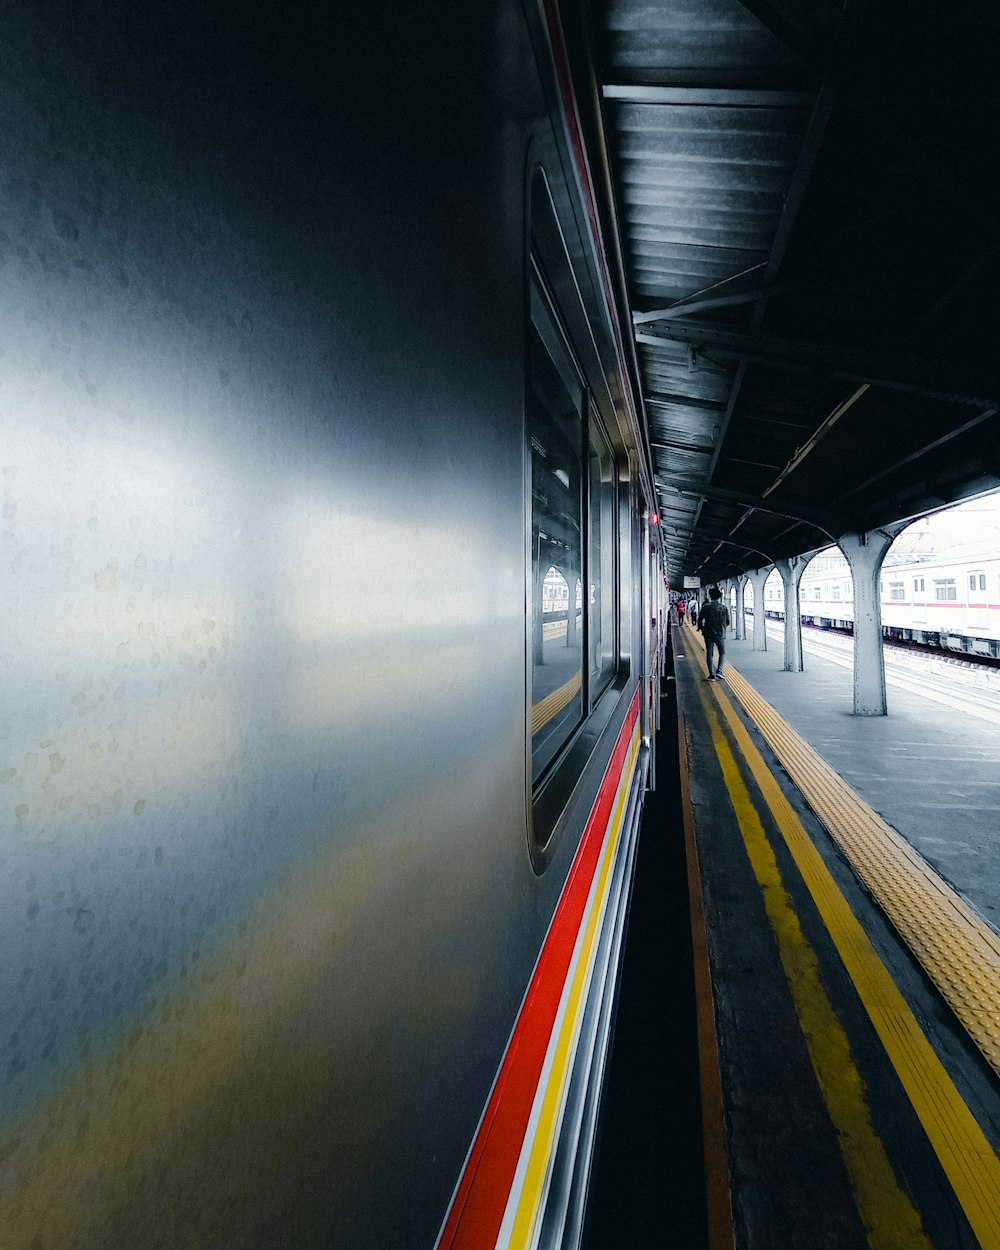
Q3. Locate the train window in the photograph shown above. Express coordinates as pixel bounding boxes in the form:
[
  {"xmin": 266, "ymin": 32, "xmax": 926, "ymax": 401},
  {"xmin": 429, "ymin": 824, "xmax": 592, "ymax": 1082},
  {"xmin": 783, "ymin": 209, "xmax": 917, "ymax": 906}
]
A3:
[
  {"xmin": 981, "ymin": 574, "xmax": 987, "ymax": 590},
  {"xmin": 588, "ymin": 413, "xmax": 616, "ymax": 704},
  {"xmin": 527, "ymin": 285, "xmax": 585, "ymax": 786},
  {"xmin": 970, "ymin": 574, "xmax": 976, "ymax": 591},
  {"xmin": 914, "ymin": 577, "xmax": 925, "ymax": 593},
  {"xmin": 813, "ymin": 586, "xmax": 821, "ymax": 599},
  {"xmin": 831, "ymin": 585, "xmax": 841, "ymax": 600},
  {"xmin": 525, "ymin": 165, "xmax": 623, "ymax": 862},
  {"xmin": 934, "ymin": 578, "xmax": 957, "ymax": 601},
  {"xmin": 889, "ymin": 581, "xmax": 904, "ymax": 600}
]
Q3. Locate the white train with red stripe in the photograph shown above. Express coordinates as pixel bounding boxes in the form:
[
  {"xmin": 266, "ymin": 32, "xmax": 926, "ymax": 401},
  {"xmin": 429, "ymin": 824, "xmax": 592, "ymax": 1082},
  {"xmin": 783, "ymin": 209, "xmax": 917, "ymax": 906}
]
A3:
[
  {"xmin": 762, "ymin": 547, "xmax": 1000, "ymax": 659},
  {"xmin": 0, "ymin": 3, "xmax": 665, "ymax": 1248}
]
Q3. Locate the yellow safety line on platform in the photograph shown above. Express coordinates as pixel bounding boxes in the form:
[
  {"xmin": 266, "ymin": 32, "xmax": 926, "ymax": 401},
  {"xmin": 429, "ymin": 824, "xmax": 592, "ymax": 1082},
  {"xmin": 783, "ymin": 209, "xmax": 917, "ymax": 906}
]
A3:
[
  {"xmin": 531, "ymin": 670, "xmax": 582, "ymax": 734},
  {"xmin": 675, "ymin": 681, "xmax": 736, "ymax": 1250},
  {"xmin": 720, "ymin": 662, "xmax": 1000, "ymax": 1079},
  {"xmin": 686, "ymin": 653, "xmax": 1000, "ymax": 1248},
  {"xmin": 692, "ymin": 674, "xmax": 931, "ymax": 1247}
]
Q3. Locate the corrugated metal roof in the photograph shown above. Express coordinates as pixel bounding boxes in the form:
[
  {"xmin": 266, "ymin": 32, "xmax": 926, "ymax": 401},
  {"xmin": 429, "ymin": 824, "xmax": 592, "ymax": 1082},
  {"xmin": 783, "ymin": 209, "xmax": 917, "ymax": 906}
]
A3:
[{"xmin": 587, "ymin": 0, "xmax": 1000, "ymax": 587}]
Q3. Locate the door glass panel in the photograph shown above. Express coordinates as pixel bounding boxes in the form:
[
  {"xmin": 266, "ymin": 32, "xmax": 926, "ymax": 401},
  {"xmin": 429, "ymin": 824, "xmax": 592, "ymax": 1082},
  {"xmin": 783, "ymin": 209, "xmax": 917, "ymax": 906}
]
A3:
[
  {"xmin": 528, "ymin": 313, "xmax": 584, "ymax": 785},
  {"xmin": 588, "ymin": 414, "xmax": 616, "ymax": 704}
]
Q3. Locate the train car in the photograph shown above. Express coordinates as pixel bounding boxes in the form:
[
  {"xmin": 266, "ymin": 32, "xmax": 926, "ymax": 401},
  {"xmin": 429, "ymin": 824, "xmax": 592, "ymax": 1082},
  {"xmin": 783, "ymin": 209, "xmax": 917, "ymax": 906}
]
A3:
[
  {"xmin": 0, "ymin": 3, "xmax": 664, "ymax": 1248},
  {"xmin": 763, "ymin": 547, "xmax": 1000, "ymax": 658}
]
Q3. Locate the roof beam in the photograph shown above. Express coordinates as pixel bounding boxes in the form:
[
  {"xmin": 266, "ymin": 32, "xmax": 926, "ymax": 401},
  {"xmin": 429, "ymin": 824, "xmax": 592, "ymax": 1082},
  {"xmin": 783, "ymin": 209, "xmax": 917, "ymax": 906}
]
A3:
[
  {"xmin": 839, "ymin": 407, "xmax": 1000, "ymax": 503},
  {"xmin": 602, "ymin": 67, "xmax": 813, "ymax": 91},
  {"xmin": 763, "ymin": 83, "xmax": 835, "ymax": 284},
  {"xmin": 650, "ymin": 440, "xmax": 715, "ymax": 456},
  {"xmin": 761, "ymin": 383, "xmax": 870, "ymax": 497},
  {"xmin": 602, "ymin": 84, "xmax": 812, "ymax": 107},
  {"xmin": 635, "ymin": 321, "xmax": 1000, "ymax": 407},
  {"xmin": 696, "ymin": 536, "xmax": 779, "ymax": 572},
  {"xmin": 645, "ymin": 391, "xmax": 726, "ymax": 412},
  {"xmin": 743, "ymin": 413, "xmax": 814, "ymax": 430},
  {"xmin": 666, "ymin": 480, "xmax": 841, "ymax": 540},
  {"xmin": 634, "ymin": 286, "xmax": 784, "ymax": 324},
  {"xmin": 731, "ymin": 0, "xmax": 822, "ymax": 65}
]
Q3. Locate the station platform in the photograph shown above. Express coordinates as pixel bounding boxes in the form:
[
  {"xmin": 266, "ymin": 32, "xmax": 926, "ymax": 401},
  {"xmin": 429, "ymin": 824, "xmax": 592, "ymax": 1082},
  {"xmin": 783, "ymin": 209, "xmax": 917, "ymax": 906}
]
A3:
[
  {"xmin": 673, "ymin": 621, "xmax": 1000, "ymax": 1250},
  {"xmin": 715, "ymin": 623, "xmax": 1000, "ymax": 930}
]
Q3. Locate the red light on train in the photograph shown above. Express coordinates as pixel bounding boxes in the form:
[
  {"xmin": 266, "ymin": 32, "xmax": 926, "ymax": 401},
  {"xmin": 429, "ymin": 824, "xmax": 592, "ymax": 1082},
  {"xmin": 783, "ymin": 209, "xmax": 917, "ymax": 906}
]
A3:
[{"xmin": 650, "ymin": 512, "xmax": 659, "ymax": 525}]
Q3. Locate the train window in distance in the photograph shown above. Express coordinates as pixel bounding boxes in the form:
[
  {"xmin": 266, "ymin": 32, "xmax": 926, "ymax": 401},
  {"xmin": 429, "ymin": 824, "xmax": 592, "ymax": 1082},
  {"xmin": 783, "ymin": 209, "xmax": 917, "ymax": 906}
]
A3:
[
  {"xmin": 528, "ymin": 304, "xmax": 585, "ymax": 785},
  {"xmin": 588, "ymin": 413, "xmax": 616, "ymax": 704}
]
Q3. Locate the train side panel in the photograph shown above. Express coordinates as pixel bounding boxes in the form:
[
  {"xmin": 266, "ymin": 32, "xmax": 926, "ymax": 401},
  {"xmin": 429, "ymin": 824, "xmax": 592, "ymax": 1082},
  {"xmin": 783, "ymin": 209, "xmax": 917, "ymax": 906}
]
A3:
[{"xmin": 0, "ymin": 3, "xmax": 646, "ymax": 1246}]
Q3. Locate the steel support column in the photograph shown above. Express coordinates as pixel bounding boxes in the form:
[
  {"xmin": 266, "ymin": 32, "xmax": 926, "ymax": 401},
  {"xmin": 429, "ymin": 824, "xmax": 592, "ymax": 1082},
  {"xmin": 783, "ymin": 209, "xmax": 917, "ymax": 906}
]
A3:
[
  {"xmin": 734, "ymin": 574, "xmax": 748, "ymax": 640},
  {"xmin": 774, "ymin": 555, "xmax": 809, "ymax": 672},
  {"xmin": 746, "ymin": 567, "xmax": 772, "ymax": 652},
  {"xmin": 838, "ymin": 527, "xmax": 905, "ymax": 715}
]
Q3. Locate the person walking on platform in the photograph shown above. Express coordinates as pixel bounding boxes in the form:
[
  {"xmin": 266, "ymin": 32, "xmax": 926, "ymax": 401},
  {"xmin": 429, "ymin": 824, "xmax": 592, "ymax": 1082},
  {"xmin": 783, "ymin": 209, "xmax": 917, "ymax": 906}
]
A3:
[
  {"xmin": 698, "ymin": 587, "xmax": 730, "ymax": 680},
  {"xmin": 676, "ymin": 599, "xmax": 686, "ymax": 625}
]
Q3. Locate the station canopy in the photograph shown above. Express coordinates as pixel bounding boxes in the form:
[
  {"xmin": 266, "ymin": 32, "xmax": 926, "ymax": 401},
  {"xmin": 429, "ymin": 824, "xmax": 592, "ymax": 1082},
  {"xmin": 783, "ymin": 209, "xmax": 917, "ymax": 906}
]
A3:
[{"xmin": 580, "ymin": 0, "xmax": 1000, "ymax": 587}]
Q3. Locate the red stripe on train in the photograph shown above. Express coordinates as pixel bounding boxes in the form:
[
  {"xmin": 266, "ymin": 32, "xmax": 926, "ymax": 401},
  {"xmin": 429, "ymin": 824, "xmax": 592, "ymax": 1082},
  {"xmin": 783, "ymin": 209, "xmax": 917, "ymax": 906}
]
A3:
[{"xmin": 436, "ymin": 689, "xmax": 641, "ymax": 1250}]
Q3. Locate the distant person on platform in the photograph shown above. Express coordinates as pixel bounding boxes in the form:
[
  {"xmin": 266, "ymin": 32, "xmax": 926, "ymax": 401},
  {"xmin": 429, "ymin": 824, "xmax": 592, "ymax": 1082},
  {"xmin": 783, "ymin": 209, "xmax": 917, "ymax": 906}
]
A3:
[
  {"xmin": 698, "ymin": 587, "xmax": 730, "ymax": 681},
  {"xmin": 676, "ymin": 599, "xmax": 686, "ymax": 625}
]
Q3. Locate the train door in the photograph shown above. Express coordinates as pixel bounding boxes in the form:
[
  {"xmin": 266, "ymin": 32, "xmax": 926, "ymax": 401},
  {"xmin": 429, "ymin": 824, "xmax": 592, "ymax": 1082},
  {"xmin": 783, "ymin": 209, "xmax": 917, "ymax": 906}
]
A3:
[
  {"xmin": 646, "ymin": 517, "xmax": 662, "ymax": 738},
  {"xmin": 911, "ymin": 573, "xmax": 927, "ymax": 628},
  {"xmin": 640, "ymin": 507, "xmax": 653, "ymax": 757},
  {"xmin": 966, "ymin": 568, "xmax": 988, "ymax": 629}
]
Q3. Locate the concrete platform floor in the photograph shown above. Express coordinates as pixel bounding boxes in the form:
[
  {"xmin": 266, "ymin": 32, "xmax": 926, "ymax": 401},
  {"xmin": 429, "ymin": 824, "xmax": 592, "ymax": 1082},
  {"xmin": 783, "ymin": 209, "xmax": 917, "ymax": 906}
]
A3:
[
  {"xmin": 673, "ymin": 621, "xmax": 1000, "ymax": 1250},
  {"xmin": 699, "ymin": 626, "xmax": 1000, "ymax": 935}
]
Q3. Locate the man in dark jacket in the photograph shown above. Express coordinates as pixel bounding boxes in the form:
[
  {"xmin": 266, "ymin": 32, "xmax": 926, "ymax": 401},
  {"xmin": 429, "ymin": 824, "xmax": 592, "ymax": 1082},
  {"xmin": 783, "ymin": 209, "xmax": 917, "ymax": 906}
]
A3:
[{"xmin": 697, "ymin": 587, "xmax": 730, "ymax": 680}]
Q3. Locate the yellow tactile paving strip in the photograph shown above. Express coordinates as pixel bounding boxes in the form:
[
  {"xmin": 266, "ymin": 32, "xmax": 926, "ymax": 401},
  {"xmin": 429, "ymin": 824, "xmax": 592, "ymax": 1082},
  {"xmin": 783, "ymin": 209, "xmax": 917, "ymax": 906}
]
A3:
[
  {"xmin": 690, "ymin": 672, "xmax": 936, "ymax": 1249},
  {"xmin": 719, "ymin": 656, "xmax": 1000, "ymax": 1080},
  {"xmin": 681, "ymin": 648, "xmax": 1000, "ymax": 1250}
]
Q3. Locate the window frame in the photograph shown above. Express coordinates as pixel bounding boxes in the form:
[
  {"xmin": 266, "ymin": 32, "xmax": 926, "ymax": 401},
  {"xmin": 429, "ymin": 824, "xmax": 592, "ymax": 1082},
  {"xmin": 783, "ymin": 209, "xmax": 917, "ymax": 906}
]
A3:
[
  {"xmin": 526, "ymin": 267, "xmax": 588, "ymax": 791},
  {"xmin": 586, "ymin": 404, "xmax": 618, "ymax": 710},
  {"xmin": 524, "ymin": 165, "xmax": 627, "ymax": 871}
]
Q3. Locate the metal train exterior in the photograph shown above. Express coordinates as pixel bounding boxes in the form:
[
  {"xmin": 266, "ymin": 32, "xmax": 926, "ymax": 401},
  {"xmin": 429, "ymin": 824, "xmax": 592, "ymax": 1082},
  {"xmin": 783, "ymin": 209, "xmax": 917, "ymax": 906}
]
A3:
[
  {"xmin": 761, "ymin": 548, "xmax": 1000, "ymax": 658},
  {"xmin": 0, "ymin": 3, "xmax": 666, "ymax": 1248}
]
